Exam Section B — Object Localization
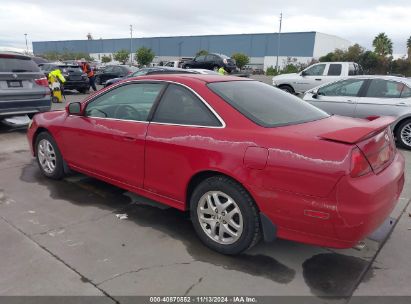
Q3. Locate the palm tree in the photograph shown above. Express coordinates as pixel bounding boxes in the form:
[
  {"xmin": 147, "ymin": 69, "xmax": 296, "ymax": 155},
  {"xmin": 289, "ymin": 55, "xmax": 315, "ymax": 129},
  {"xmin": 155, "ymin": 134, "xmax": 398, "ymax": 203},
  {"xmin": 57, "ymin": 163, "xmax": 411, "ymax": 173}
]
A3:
[
  {"xmin": 407, "ymin": 36, "xmax": 411, "ymax": 59},
  {"xmin": 372, "ymin": 33, "xmax": 393, "ymax": 56}
]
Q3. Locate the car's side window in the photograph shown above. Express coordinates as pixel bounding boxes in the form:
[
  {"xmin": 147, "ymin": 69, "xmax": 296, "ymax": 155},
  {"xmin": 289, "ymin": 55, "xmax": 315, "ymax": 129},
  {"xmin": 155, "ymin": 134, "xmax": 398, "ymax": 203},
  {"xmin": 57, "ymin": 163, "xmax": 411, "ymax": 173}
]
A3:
[
  {"xmin": 401, "ymin": 85, "xmax": 411, "ymax": 98},
  {"xmin": 152, "ymin": 84, "xmax": 222, "ymax": 127},
  {"xmin": 104, "ymin": 66, "xmax": 114, "ymax": 73},
  {"xmin": 365, "ymin": 80, "xmax": 403, "ymax": 98},
  {"xmin": 318, "ymin": 79, "xmax": 365, "ymax": 97},
  {"xmin": 195, "ymin": 55, "xmax": 206, "ymax": 63},
  {"xmin": 327, "ymin": 64, "xmax": 342, "ymax": 76},
  {"xmin": 85, "ymin": 83, "xmax": 165, "ymax": 121},
  {"xmin": 304, "ymin": 64, "xmax": 326, "ymax": 76},
  {"xmin": 113, "ymin": 67, "xmax": 123, "ymax": 75}
]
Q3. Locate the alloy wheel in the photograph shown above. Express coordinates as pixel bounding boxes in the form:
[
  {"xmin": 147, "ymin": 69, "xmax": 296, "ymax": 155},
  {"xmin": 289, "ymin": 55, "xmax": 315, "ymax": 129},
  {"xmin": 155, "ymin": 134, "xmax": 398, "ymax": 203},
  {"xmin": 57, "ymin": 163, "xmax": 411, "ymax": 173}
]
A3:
[
  {"xmin": 197, "ymin": 191, "xmax": 243, "ymax": 245},
  {"xmin": 400, "ymin": 122, "xmax": 411, "ymax": 147},
  {"xmin": 37, "ymin": 139, "xmax": 57, "ymax": 174}
]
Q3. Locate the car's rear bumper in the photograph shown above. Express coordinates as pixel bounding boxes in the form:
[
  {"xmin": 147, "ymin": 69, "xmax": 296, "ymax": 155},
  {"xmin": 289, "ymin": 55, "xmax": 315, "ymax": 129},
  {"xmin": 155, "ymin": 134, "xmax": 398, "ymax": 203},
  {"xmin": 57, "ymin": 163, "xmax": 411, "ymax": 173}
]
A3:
[
  {"xmin": 333, "ymin": 151, "xmax": 405, "ymax": 245},
  {"xmin": 63, "ymin": 80, "xmax": 90, "ymax": 90},
  {"xmin": 0, "ymin": 97, "xmax": 51, "ymax": 118},
  {"xmin": 251, "ymin": 151, "xmax": 405, "ymax": 249}
]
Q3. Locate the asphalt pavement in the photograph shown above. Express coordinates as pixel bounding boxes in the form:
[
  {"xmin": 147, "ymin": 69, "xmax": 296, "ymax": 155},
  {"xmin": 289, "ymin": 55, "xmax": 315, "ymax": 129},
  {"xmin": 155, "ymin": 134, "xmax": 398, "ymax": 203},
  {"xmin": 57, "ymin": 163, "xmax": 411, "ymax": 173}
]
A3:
[{"xmin": 0, "ymin": 88, "xmax": 410, "ymax": 303}]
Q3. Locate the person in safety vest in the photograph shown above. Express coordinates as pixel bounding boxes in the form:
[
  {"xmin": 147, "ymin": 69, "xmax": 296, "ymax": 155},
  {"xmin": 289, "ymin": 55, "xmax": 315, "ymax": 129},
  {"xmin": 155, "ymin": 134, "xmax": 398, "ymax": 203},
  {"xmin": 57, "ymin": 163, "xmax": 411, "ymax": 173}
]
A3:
[
  {"xmin": 218, "ymin": 66, "xmax": 227, "ymax": 75},
  {"xmin": 80, "ymin": 58, "xmax": 97, "ymax": 92},
  {"xmin": 48, "ymin": 68, "xmax": 66, "ymax": 103}
]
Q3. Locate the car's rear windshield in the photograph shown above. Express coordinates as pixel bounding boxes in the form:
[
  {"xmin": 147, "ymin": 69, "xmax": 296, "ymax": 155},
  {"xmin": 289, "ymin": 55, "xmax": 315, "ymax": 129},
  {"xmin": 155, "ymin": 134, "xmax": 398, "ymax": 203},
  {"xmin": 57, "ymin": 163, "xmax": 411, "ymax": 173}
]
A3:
[
  {"xmin": 0, "ymin": 55, "xmax": 40, "ymax": 72},
  {"xmin": 208, "ymin": 80, "xmax": 329, "ymax": 127},
  {"xmin": 58, "ymin": 65, "xmax": 82, "ymax": 72}
]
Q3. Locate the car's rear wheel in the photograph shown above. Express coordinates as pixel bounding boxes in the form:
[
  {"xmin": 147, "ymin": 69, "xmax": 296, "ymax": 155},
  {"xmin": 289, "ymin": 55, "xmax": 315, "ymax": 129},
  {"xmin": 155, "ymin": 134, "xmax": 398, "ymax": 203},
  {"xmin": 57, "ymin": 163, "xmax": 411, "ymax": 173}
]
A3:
[
  {"xmin": 278, "ymin": 85, "xmax": 295, "ymax": 94},
  {"xmin": 184, "ymin": 65, "xmax": 191, "ymax": 69},
  {"xmin": 190, "ymin": 175, "xmax": 261, "ymax": 255},
  {"xmin": 35, "ymin": 132, "xmax": 65, "ymax": 179},
  {"xmin": 396, "ymin": 119, "xmax": 411, "ymax": 150},
  {"xmin": 78, "ymin": 88, "xmax": 88, "ymax": 94}
]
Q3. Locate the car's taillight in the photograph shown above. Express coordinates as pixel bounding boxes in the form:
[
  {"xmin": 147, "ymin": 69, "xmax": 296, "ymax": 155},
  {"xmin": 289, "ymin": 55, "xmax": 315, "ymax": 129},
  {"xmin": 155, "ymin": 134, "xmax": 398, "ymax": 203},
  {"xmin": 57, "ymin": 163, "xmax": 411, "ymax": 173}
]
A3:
[
  {"xmin": 350, "ymin": 148, "xmax": 372, "ymax": 177},
  {"xmin": 351, "ymin": 128, "xmax": 396, "ymax": 177},
  {"xmin": 35, "ymin": 77, "xmax": 49, "ymax": 87}
]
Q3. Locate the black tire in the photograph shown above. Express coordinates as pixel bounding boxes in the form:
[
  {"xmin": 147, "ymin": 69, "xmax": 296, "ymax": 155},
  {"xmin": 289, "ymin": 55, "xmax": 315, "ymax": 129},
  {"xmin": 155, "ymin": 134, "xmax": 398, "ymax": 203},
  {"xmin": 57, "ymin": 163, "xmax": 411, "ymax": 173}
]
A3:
[
  {"xmin": 78, "ymin": 88, "xmax": 88, "ymax": 94},
  {"xmin": 190, "ymin": 175, "xmax": 261, "ymax": 255},
  {"xmin": 212, "ymin": 65, "xmax": 219, "ymax": 71},
  {"xmin": 95, "ymin": 76, "xmax": 101, "ymax": 85},
  {"xmin": 35, "ymin": 132, "xmax": 65, "ymax": 180},
  {"xmin": 184, "ymin": 65, "xmax": 191, "ymax": 69},
  {"xmin": 395, "ymin": 119, "xmax": 411, "ymax": 150},
  {"xmin": 51, "ymin": 96, "xmax": 59, "ymax": 103},
  {"xmin": 278, "ymin": 85, "xmax": 295, "ymax": 94}
]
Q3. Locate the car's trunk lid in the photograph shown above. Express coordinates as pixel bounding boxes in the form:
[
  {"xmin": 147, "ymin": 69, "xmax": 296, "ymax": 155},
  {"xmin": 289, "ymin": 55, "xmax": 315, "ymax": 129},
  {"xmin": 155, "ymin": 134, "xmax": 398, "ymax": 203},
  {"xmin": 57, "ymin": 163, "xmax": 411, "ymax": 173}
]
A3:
[{"xmin": 0, "ymin": 72, "xmax": 47, "ymax": 101}]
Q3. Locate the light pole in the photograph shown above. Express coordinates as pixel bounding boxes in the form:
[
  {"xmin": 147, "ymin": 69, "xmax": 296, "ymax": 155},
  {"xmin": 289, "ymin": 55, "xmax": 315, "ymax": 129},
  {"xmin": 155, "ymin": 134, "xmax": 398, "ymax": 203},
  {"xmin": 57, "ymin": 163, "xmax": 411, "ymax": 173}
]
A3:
[
  {"xmin": 129, "ymin": 25, "xmax": 133, "ymax": 65},
  {"xmin": 275, "ymin": 12, "xmax": 282, "ymax": 73},
  {"xmin": 24, "ymin": 33, "xmax": 28, "ymax": 54}
]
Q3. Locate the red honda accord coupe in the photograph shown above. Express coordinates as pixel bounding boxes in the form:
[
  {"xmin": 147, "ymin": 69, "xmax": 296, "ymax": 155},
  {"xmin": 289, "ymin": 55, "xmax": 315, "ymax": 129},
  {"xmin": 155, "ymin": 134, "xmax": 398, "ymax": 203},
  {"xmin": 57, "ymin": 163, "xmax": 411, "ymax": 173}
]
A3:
[{"xmin": 27, "ymin": 74, "xmax": 405, "ymax": 254}]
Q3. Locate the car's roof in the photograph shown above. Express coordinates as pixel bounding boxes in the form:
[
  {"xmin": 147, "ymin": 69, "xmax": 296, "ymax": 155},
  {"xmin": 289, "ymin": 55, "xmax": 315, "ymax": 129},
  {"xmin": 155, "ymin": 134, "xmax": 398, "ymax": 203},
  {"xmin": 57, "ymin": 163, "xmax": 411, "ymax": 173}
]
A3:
[
  {"xmin": 0, "ymin": 51, "xmax": 31, "ymax": 59},
  {"xmin": 141, "ymin": 66, "xmax": 187, "ymax": 71},
  {"xmin": 127, "ymin": 74, "xmax": 252, "ymax": 83},
  {"xmin": 347, "ymin": 75, "xmax": 411, "ymax": 84}
]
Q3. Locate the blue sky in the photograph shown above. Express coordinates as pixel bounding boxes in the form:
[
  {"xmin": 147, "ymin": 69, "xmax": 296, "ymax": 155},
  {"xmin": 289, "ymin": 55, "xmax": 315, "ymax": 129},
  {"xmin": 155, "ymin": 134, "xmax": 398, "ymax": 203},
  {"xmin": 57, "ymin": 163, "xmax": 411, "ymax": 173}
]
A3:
[{"xmin": 1, "ymin": 0, "xmax": 410, "ymax": 56}]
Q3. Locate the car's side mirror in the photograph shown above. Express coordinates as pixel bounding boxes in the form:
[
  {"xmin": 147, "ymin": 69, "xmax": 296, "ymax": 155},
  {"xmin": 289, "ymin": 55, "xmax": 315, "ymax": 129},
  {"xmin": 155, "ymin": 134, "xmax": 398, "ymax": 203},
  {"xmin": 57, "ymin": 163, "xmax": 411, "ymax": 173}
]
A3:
[
  {"xmin": 67, "ymin": 102, "xmax": 82, "ymax": 115},
  {"xmin": 310, "ymin": 89, "xmax": 319, "ymax": 99},
  {"xmin": 301, "ymin": 70, "xmax": 308, "ymax": 76}
]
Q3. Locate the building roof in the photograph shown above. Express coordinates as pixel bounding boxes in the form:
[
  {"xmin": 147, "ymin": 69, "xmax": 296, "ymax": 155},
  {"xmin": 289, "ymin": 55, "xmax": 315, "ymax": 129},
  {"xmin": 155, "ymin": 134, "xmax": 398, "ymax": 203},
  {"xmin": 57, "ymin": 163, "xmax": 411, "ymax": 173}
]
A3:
[{"xmin": 33, "ymin": 32, "xmax": 321, "ymax": 58}]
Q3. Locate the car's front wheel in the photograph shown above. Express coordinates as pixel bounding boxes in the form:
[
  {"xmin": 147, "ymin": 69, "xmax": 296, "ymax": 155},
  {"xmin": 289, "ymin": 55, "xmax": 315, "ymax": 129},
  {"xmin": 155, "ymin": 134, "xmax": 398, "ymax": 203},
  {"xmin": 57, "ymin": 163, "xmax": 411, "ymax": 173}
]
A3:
[
  {"xmin": 35, "ymin": 132, "xmax": 65, "ymax": 179},
  {"xmin": 396, "ymin": 119, "xmax": 411, "ymax": 150},
  {"xmin": 278, "ymin": 85, "xmax": 295, "ymax": 94},
  {"xmin": 190, "ymin": 176, "xmax": 261, "ymax": 255}
]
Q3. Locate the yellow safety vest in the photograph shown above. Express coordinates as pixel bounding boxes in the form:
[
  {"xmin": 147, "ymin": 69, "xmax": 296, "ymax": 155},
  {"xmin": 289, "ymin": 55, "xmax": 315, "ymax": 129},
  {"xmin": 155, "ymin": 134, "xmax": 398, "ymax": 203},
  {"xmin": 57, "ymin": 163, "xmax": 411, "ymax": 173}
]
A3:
[{"xmin": 48, "ymin": 69, "xmax": 66, "ymax": 84}]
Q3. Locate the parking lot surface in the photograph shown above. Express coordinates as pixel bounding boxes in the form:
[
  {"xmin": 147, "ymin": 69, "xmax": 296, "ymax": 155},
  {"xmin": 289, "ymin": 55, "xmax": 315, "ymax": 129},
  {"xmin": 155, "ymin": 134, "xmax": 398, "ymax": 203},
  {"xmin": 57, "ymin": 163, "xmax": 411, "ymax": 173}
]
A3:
[{"xmin": 0, "ymin": 89, "xmax": 410, "ymax": 302}]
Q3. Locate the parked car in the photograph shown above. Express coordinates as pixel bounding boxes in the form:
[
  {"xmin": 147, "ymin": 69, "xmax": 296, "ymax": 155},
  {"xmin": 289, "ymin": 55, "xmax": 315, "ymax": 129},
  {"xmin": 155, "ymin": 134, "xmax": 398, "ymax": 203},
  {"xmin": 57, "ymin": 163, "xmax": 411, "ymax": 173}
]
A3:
[
  {"xmin": 187, "ymin": 68, "xmax": 219, "ymax": 75},
  {"xmin": 0, "ymin": 52, "xmax": 50, "ymax": 121},
  {"xmin": 163, "ymin": 61, "xmax": 184, "ymax": 68},
  {"xmin": 273, "ymin": 62, "xmax": 363, "ymax": 94},
  {"xmin": 104, "ymin": 67, "xmax": 198, "ymax": 87},
  {"xmin": 40, "ymin": 63, "xmax": 90, "ymax": 93},
  {"xmin": 303, "ymin": 76, "xmax": 411, "ymax": 149},
  {"xmin": 27, "ymin": 74, "xmax": 404, "ymax": 255},
  {"xmin": 182, "ymin": 53, "xmax": 237, "ymax": 73},
  {"xmin": 95, "ymin": 65, "xmax": 138, "ymax": 85}
]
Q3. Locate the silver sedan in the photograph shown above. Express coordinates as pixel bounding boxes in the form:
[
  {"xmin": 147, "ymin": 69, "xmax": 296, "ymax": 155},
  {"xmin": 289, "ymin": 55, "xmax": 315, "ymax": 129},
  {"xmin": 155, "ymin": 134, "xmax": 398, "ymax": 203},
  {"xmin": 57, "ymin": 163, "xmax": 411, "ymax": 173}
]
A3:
[{"xmin": 303, "ymin": 76, "xmax": 411, "ymax": 149}]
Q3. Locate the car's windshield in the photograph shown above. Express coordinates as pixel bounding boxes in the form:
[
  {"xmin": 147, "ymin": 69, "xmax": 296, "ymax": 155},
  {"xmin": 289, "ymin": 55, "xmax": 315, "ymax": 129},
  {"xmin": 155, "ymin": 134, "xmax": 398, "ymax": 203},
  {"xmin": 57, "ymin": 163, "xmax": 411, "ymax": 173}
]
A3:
[
  {"xmin": 129, "ymin": 69, "xmax": 148, "ymax": 77},
  {"xmin": 0, "ymin": 55, "xmax": 40, "ymax": 72},
  {"xmin": 208, "ymin": 81, "xmax": 329, "ymax": 127}
]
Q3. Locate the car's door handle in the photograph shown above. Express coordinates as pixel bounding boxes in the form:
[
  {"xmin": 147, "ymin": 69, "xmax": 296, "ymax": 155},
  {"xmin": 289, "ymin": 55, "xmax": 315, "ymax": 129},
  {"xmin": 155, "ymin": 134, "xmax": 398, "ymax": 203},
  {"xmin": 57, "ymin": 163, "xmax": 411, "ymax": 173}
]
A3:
[
  {"xmin": 315, "ymin": 78, "xmax": 322, "ymax": 81},
  {"xmin": 396, "ymin": 102, "xmax": 407, "ymax": 106},
  {"xmin": 347, "ymin": 100, "xmax": 354, "ymax": 103},
  {"xmin": 123, "ymin": 136, "xmax": 136, "ymax": 142}
]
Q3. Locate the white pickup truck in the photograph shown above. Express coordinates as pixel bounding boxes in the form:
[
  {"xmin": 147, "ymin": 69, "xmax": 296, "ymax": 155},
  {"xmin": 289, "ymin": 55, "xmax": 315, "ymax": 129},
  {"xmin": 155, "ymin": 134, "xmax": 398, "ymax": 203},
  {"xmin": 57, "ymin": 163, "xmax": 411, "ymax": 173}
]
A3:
[{"xmin": 272, "ymin": 62, "xmax": 363, "ymax": 94}]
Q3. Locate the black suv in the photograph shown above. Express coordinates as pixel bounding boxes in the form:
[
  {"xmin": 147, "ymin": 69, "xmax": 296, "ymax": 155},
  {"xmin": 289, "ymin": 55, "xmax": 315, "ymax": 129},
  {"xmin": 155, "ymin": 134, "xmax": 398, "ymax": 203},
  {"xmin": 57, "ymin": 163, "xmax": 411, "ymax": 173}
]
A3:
[
  {"xmin": 40, "ymin": 63, "xmax": 90, "ymax": 93},
  {"xmin": 0, "ymin": 52, "xmax": 51, "ymax": 119},
  {"xmin": 95, "ymin": 65, "xmax": 138, "ymax": 85},
  {"xmin": 104, "ymin": 67, "xmax": 198, "ymax": 87},
  {"xmin": 182, "ymin": 53, "xmax": 237, "ymax": 73}
]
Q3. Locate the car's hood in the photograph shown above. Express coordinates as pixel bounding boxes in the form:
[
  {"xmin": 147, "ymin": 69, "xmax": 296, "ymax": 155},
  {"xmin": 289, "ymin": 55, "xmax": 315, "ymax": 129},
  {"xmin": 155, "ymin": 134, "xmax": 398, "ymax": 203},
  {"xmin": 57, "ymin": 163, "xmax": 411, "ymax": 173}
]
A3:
[
  {"xmin": 272, "ymin": 73, "xmax": 299, "ymax": 80},
  {"xmin": 106, "ymin": 77, "xmax": 124, "ymax": 84}
]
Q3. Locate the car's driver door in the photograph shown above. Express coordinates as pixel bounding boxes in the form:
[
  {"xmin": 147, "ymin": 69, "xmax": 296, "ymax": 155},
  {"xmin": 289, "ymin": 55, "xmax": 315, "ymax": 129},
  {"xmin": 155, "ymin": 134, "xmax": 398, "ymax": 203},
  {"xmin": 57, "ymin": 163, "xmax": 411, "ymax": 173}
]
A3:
[{"xmin": 59, "ymin": 82, "xmax": 165, "ymax": 188}]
